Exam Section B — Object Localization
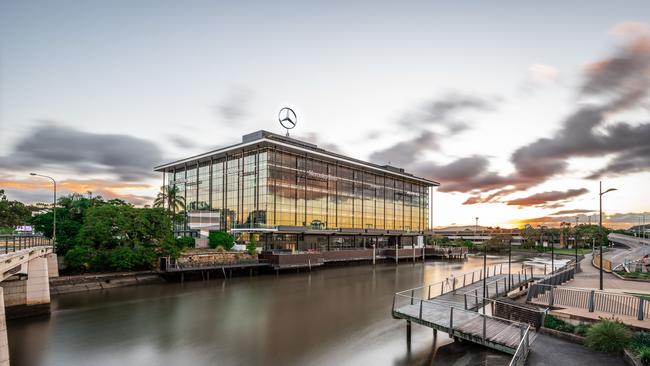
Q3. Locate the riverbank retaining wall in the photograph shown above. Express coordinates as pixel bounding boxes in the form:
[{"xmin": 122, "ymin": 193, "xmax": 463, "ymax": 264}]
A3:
[{"xmin": 50, "ymin": 272, "xmax": 164, "ymax": 295}]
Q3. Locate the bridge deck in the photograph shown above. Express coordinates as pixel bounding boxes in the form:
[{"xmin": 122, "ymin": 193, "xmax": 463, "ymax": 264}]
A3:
[{"xmin": 392, "ymin": 267, "xmax": 536, "ymax": 354}]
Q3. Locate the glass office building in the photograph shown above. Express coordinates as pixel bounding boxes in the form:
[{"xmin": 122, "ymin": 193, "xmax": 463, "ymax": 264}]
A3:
[{"xmin": 155, "ymin": 130, "xmax": 439, "ymax": 251}]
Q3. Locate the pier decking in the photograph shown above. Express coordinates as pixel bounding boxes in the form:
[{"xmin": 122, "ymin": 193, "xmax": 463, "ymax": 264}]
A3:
[{"xmin": 392, "ymin": 265, "xmax": 537, "ymax": 355}]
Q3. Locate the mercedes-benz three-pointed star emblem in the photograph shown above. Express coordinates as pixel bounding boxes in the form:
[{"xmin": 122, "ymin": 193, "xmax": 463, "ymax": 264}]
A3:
[{"xmin": 278, "ymin": 107, "xmax": 297, "ymax": 130}]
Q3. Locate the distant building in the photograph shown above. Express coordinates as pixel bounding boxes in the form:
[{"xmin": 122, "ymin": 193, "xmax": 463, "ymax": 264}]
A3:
[
  {"xmin": 434, "ymin": 226, "xmax": 523, "ymax": 245},
  {"xmin": 155, "ymin": 130, "xmax": 438, "ymax": 251}
]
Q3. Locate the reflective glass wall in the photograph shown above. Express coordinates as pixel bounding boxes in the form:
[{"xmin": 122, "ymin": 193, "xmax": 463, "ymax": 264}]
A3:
[{"xmin": 164, "ymin": 146, "xmax": 430, "ymax": 231}]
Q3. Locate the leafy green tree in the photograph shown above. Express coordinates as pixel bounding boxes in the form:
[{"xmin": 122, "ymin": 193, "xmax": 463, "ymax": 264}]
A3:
[
  {"xmin": 63, "ymin": 246, "xmax": 95, "ymax": 271},
  {"xmin": 247, "ymin": 234, "xmax": 257, "ymax": 255},
  {"xmin": 0, "ymin": 189, "xmax": 32, "ymax": 228},
  {"xmin": 209, "ymin": 231, "xmax": 234, "ymax": 250}
]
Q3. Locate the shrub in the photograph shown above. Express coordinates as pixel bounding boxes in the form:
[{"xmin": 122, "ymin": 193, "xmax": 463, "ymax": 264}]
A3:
[
  {"xmin": 585, "ymin": 319, "xmax": 632, "ymax": 354},
  {"xmin": 64, "ymin": 246, "xmax": 95, "ymax": 271},
  {"xmin": 574, "ymin": 323, "xmax": 591, "ymax": 337},
  {"xmin": 544, "ymin": 315, "xmax": 575, "ymax": 333},
  {"xmin": 247, "ymin": 235, "xmax": 257, "ymax": 255},
  {"xmin": 175, "ymin": 236, "xmax": 195, "ymax": 249},
  {"xmin": 632, "ymin": 332, "xmax": 650, "ymax": 352},
  {"xmin": 639, "ymin": 347, "xmax": 650, "ymax": 366},
  {"xmin": 208, "ymin": 231, "xmax": 234, "ymax": 250}
]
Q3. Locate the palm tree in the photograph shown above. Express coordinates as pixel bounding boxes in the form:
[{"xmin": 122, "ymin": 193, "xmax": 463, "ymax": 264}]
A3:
[{"xmin": 153, "ymin": 185, "xmax": 185, "ymax": 215}]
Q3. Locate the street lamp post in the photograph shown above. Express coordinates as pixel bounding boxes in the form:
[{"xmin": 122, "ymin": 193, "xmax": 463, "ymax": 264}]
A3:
[
  {"xmin": 599, "ymin": 181, "xmax": 617, "ymax": 291},
  {"xmin": 478, "ymin": 217, "xmax": 487, "ymax": 314},
  {"xmin": 30, "ymin": 173, "xmax": 56, "ymax": 249},
  {"xmin": 575, "ymin": 217, "xmax": 579, "ymax": 271}
]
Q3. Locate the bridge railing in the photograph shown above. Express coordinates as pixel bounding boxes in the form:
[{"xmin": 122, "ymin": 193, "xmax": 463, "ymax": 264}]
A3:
[
  {"xmin": 509, "ymin": 325, "xmax": 532, "ymax": 366},
  {"xmin": 0, "ymin": 235, "xmax": 53, "ymax": 254}
]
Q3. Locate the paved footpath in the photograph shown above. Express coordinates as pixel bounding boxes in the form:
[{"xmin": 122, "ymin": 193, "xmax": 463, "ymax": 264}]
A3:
[
  {"xmin": 569, "ymin": 253, "xmax": 650, "ymax": 294},
  {"xmin": 527, "ymin": 334, "xmax": 624, "ymax": 366}
]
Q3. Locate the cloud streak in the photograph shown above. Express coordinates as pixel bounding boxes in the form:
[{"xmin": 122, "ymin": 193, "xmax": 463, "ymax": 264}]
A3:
[{"xmin": 0, "ymin": 122, "xmax": 163, "ymax": 181}]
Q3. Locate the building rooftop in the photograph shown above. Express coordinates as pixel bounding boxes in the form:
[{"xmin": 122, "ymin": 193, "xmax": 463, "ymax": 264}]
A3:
[{"xmin": 155, "ymin": 130, "xmax": 440, "ymax": 186}]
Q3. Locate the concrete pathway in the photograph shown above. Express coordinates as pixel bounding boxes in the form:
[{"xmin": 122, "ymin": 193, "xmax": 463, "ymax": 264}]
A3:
[
  {"xmin": 568, "ymin": 253, "xmax": 650, "ymax": 294},
  {"xmin": 527, "ymin": 333, "xmax": 624, "ymax": 366}
]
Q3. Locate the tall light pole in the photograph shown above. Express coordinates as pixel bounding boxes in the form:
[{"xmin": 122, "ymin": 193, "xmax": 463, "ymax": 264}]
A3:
[
  {"xmin": 599, "ymin": 181, "xmax": 617, "ymax": 291},
  {"xmin": 478, "ymin": 217, "xmax": 487, "ymax": 314},
  {"xmin": 575, "ymin": 216, "xmax": 579, "ymax": 270},
  {"xmin": 30, "ymin": 173, "xmax": 56, "ymax": 248}
]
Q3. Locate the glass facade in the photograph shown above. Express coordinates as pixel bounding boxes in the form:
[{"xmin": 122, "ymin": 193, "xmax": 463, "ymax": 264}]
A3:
[{"xmin": 164, "ymin": 146, "xmax": 430, "ymax": 232}]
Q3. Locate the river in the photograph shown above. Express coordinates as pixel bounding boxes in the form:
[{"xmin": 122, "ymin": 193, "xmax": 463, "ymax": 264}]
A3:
[{"xmin": 8, "ymin": 255, "xmax": 539, "ymax": 366}]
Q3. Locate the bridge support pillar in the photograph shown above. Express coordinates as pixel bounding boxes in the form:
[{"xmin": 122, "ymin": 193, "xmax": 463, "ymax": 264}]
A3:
[
  {"xmin": 46, "ymin": 253, "xmax": 59, "ymax": 278},
  {"xmin": 0, "ymin": 288, "xmax": 9, "ymax": 366},
  {"xmin": 26, "ymin": 256, "xmax": 50, "ymax": 306}
]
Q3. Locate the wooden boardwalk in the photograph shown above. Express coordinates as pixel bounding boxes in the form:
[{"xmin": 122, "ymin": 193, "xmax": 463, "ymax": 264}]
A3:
[{"xmin": 392, "ymin": 266, "xmax": 537, "ymax": 354}]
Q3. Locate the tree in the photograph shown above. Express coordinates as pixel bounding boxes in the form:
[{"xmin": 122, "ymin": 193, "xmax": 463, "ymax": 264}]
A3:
[
  {"xmin": 0, "ymin": 189, "xmax": 32, "ymax": 228},
  {"xmin": 208, "ymin": 231, "xmax": 234, "ymax": 250},
  {"xmin": 153, "ymin": 185, "xmax": 185, "ymax": 215},
  {"xmin": 247, "ymin": 234, "xmax": 257, "ymax": 255}
]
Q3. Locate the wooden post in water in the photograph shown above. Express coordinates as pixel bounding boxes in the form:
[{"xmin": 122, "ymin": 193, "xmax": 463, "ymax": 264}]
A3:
[
  {"xmin": 406, "ymin": 321, "xmax": 412, "ymax": 349},
  {"xmin": 373, "ymin": 244, "xmax": 376, "ymax": 265}
]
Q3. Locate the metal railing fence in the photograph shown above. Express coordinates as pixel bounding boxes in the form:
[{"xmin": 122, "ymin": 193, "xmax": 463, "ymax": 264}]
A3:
[
  {"xmin": 0, "ymin": 235, "xmax": 53, "ymax": 254},
  {"xmin": 528, "ymin": 283, "xmax": 649, "ymax": 320}
]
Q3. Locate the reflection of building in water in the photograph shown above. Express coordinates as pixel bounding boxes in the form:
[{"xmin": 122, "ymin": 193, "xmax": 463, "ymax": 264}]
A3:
[{"xmin": 155, "ymin": 130, "xmax": 439, "ymax": 251}]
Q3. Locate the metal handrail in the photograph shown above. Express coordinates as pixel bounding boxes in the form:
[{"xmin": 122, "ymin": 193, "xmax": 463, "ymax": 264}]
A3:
[
  {"xmin": 395, "ymin": 263, "xmax": 520, "ymax": 299},
  {"xmin": 528, "ymin": 283, "xmax": 649, "ymax": 320},
  {"xmin": 509, "ymin": 325, "xmax": 531, "ymax": 366},
  {"xmin": 0, "ymin": 235, "xmax": 53, "ymax": 254}
]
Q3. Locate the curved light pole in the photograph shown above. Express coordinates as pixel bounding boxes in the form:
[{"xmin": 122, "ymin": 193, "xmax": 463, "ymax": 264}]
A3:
[
  {"xmin": 30, "ymin": 173, "xmax": 56, "ymax": 249},
  {"xmin": 599, "ymin": 181, "xmax": 617, "ymax": 291}
]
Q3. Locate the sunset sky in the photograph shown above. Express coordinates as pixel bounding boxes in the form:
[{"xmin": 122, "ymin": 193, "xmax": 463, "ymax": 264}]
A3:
[{"xmin": 1, "ymin": 0, "xmax": 649, "ymax": 229}]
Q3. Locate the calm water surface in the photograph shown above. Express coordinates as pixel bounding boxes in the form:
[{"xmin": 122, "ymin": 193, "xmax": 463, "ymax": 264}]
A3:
[{"xmin": 9, "ymin": 256, "xmax": 529, "ymax": 366}]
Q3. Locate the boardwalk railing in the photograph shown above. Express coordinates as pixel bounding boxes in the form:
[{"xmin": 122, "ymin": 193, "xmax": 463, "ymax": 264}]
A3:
[
  {"xmin": 528, "ymin": 284, "xmax": 650, "ymax": 320},
  {"xmin": 508, "ymin": 325, "xmax": 531, "ymax": 366},
  {"xmin": 394, "ymin": 264, "xmax": 534, "ymax": 304},
  {"xmin": 0, "ymin": 235, "xmax": 53, "ymax": 254},
  {"xmin": 392, "ymin": 290, "xmax": 533, "ymax": 354}
]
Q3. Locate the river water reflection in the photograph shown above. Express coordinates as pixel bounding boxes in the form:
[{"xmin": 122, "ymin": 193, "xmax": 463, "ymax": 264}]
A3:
[{"xmin": 9, "ymin": 255, "xmax": 534, "ymax": 366}]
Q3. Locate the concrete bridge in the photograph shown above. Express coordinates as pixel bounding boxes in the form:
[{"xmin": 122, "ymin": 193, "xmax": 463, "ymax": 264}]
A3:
[{"xmin": 0, "ymin": 238, "xmax": 57, "ymax": 366}]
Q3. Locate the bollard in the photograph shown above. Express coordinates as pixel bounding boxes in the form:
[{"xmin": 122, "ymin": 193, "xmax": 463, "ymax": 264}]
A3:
[
  {"xmin": 475, "ymin": 289, "xmax": 479, "ymax": 309},
  {"xmin": 464, "ymin": 294, "xmax": 468, "ymax": 310},
  {"xmin": 638, "ymin": 298, "xmax": 645, "ymax": 321},
  {"xmin": 449, "ymin": 307, "xmax": 454, "ymax": 337}
]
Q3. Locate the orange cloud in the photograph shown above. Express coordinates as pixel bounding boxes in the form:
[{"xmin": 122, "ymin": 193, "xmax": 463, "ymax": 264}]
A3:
[{"xmin": 0, "ymin": 178, "xmax": 155, "ymax": 206}]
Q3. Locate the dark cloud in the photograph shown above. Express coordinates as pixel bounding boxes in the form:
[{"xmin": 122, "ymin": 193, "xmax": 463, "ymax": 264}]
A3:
[
  {"xmin": 401, "ymin": 93, "xmax": 498, "ymax": 128},
  {"xmin": 454, "ymin": 30, "xmax": 650, "ymax": 203},
  {"xmin": 167, "ymin": 135, "xmax": 194, "ymax": 149},
  {"xmin": 215, "ymin": 88, "xmax": 251, "ymax": 120},
  {"xmin": 505, "ymin": 188, "xmax": 589, "ymax": 208},
  {"xmin": 369, "ymin": 93, "xmax": 501, "ymax": 167},
  {"xmin": 549, "ymin": 209, "xmax": 596, "ymax": 216},
  {"xmin": 299, "ymin": 132, "xmax": 343, "ymax": 154},
  {"xmin": 0, "ymin": 122, "xmax": 163, "ymax": 181},
  {"xmin": 369, "ymin": 131, "xmax": 437, "ymax": 166}
]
